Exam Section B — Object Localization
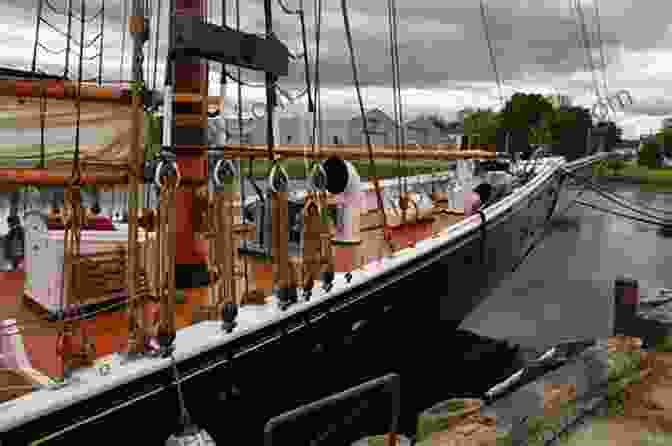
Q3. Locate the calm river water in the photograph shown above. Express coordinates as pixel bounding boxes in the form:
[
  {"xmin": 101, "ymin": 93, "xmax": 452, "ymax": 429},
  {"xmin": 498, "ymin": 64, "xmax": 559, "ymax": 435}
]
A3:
[{"xmin": 461, "ymin": 182, "xmax": 672, "ymax": 350}]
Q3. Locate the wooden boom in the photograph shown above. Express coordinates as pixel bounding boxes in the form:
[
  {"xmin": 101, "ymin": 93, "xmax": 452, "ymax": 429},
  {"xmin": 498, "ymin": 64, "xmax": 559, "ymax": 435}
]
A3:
[
  {"xmin": 191, "ymin": 144, "xmax": 499, "ymax": 161},
  {"xmin": 0, "ymin": 79, "xmax": 225, "ymax": 106},
  {"xmin": 0, "ymin": 79, "xmax": 132, "ymax": 103},
  {"xmin": 0, "ymin": 169, "xmax": 208, "ymax": 187}
]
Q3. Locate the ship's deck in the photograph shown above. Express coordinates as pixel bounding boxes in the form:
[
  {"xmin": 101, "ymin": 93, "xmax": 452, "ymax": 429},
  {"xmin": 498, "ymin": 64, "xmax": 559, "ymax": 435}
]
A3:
[{"xmin": 1, "ymin": 210, "xmax": 465, "ymax": 379}]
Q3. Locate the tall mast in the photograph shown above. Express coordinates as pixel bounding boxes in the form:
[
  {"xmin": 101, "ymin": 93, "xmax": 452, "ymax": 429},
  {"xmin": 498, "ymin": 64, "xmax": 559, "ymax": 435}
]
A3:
[{"xmin": 172, "ymin": 0, "xmax": 209, "ymax": 289}]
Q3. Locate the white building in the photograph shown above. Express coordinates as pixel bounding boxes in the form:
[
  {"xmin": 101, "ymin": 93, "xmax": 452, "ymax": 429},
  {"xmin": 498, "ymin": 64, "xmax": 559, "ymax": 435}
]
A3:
[
  {"xmin": 663, "ymin": 117, "xmax": 672, "ymax": 129},
  {"xmin": 213, "ymin": 108, "xmax": 464, "ymax": 147},
  {"xmin": 404, "ymin": 116, "xmax": 441, "ymax": 145},
  {"xmin": 348, "ymin": 108, "xmax": 397, "ymax": 145},
  {"xmin": 219, "ymin": 113, "xmax": 351, "ymax": 146}
]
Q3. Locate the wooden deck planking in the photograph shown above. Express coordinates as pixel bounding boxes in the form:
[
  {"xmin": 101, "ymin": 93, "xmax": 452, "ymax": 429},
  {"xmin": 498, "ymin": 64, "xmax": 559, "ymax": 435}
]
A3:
[{"xmin": 0, "ymin": 209, "xmax": 464, "ymax": 378}]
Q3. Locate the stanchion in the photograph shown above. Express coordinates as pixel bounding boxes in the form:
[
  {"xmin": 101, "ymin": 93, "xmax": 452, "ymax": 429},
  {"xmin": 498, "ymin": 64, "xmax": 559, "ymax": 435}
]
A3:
[{"xmin": 613, "ymin": 276, "xmax": 639, "ymax": 336}]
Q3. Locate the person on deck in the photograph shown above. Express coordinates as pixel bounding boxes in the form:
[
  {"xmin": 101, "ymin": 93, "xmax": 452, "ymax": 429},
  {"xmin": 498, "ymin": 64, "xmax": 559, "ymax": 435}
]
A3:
[{"xmin": 464, "ymin": 183, "xmax": 493, "ymax": 217}]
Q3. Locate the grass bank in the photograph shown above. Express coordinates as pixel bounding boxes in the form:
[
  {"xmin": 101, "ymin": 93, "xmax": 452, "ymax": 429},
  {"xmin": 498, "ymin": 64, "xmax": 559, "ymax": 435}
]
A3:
[
  {"xmin": 0, "ymin": 144, "xmax": 76, "ymax": 167},
  {"xmin": 595, "ymin": 159, "xmax": 672, "ymax": 187},
  {"xmin": 502, "ymin": 337, "xmax": 672, "ymax": 446}
]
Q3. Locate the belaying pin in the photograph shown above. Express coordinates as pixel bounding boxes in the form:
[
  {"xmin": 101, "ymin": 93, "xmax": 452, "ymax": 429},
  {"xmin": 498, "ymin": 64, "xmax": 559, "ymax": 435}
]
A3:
[{"xmin": 221, "ymin": 302, "xmax": 238, "ymax": 333}]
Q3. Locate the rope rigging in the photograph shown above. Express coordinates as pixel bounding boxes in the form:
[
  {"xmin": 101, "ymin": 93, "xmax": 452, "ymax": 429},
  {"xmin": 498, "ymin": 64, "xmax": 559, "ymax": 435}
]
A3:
[
  {"xmin": 574, "ymin": 199, "xmax": 672, "ymax": 228},
  {"xmin": 277, "ymin": 0, "xmax": 314, "ymax": 112},
  {"xmin": 54, "ymin": 0, "xmax": 95, "ymax": 379},
  {"xmin": 592, "ymin": 0, "xmax": 609, "ymax": 101},
  {"xmin": 312, "ymin": 0, "xmax": 323, "ymax": 160},
  {"xmin": 573, "ymin": 0, "xmax": 606, "ymax": 120},
  {"xmin": 386, "ymin": 0, "xmax": 406, "ymax": 214},
  {"xmin": 32, "ymin": 0, "xmax": 106, "ymax": 83},
  {"xmin": 340, "ymin": 0, "xmax": 392, "ymax": 252},
  {"xmin": 560, "ymin": 167, "xmax": 672, "ymax": 224},
  {"xmin": 300, "ymin": 0, "xmax": 335, "ymax": 296},
  {"xmin": 479, "ymin": 0, "xmax": 504, "ymax": 108}
]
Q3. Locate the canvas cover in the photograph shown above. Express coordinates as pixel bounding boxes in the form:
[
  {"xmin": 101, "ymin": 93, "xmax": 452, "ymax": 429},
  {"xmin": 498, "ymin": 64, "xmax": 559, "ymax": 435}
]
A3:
[{"xmin": 0, "ymin": 82, "xmax": 141, "ymax": 178}]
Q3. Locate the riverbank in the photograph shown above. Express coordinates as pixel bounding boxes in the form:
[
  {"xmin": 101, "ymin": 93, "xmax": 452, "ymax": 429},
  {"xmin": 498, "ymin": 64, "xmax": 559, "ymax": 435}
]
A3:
[
  {"xmin": 595, "ymin": 160, "xmax": 672, "ymax": 188},
  {"xmin": 399, "ymin": 335, "xmax": 672, "ymax": 446},
  {"xmin": 509, "ymin": 336, "xmax": 672, "ymax": 446}
]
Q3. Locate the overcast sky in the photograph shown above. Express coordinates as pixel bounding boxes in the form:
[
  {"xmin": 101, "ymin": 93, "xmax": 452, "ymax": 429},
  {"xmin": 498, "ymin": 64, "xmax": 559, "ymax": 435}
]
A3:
[{"xmin": 1, "ymin": 0, "xmax": 671, "ymax": 138}]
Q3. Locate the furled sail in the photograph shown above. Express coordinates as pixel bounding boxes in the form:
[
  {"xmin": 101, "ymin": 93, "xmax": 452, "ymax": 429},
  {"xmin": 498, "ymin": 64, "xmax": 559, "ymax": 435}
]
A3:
[{"xmin": 0, "ymin": 80, "xmax": 139, "ymax": 174}]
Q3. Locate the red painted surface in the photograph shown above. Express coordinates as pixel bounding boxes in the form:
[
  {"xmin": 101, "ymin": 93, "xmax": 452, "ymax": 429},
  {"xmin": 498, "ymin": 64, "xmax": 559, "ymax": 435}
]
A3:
[
  {"xmin": 0, "ymin": 272, "xmax": 206, "ymax": 379},
  {"xmin": 48, "ymin": 216, "xmax": 116, "ymax": 231},
  {"xmin": 622, "ymin": 285, "xmax": 639, "ymax": 306},
  {"xmin": 387, "ymin": 220, "xmax": 434, "ymax": 249},
  {"xmin": 173, "ymin": 0, "xmax": 209, "ymax": 267},
  {"xmin": 174, "ymin": 156, "xmax": 208, "ymax": 264},
  {"xmin": 0, "ymin": 222, "xmax": 431, "ymax": 379}
]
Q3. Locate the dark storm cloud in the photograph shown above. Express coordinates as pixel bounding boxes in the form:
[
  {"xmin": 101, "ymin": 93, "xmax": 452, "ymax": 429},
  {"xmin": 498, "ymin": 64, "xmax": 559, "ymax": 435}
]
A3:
[{"xmin": 3, "ymin": 0, "xmax": 669, "ymax": 89}]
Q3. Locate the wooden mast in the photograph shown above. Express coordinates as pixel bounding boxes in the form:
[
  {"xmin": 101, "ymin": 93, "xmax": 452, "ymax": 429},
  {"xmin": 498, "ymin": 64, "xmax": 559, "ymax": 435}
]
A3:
[{"xmin": 172, "ymin": 0, "xmax": 209, "ymax": 289}]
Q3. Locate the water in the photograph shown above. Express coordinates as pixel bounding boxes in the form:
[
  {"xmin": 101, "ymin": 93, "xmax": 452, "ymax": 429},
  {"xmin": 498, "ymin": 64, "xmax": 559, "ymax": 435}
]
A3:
[{"xmin": 461, "ymin": 183, "xmax": 672, "ymax": 351}]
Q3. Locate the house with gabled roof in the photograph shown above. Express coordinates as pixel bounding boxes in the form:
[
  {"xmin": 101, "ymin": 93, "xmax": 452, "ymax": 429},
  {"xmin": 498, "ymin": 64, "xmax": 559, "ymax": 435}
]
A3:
[
  {"xmin": 404, "ymin": 115, "xmax": 464, "ymax": 146},
  {"xmin": 348, "ymin": 108, "xmax": 397, "ymax": 145}
]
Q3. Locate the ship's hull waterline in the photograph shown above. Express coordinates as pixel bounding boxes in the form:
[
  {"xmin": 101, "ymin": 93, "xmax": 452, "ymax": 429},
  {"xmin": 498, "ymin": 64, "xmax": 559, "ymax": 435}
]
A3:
[{"xmin": 1, "ymin": 154, "xmax": 606, "ymax": 445}]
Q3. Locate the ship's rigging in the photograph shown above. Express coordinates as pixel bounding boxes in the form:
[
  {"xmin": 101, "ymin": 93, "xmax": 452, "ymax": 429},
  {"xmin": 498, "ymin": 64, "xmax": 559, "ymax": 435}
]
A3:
[
  {"xmin": 0, "ymin": 0, "xmax": 534, "ymax": 346},
  {"xmin": 0, "ymin": 0, "xmax": 600, "ymax": 441}
]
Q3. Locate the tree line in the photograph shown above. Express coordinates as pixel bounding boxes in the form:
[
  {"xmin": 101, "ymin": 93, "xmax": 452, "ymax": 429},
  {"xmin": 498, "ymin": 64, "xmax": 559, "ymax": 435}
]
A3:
[{"xmin": 460, "ymin": 92, "xmax": 623, "ymax": 161}]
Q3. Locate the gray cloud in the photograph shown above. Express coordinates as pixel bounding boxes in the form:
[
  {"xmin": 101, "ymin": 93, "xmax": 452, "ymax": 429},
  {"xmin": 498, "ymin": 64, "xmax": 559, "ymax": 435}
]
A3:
[
  {"xmin": 4, "ymin": 0, "xmax": 669, "ymax": 88},
  {"xmin": 2, "ymin": 0, "xmax": 671, "ymax": 136}
]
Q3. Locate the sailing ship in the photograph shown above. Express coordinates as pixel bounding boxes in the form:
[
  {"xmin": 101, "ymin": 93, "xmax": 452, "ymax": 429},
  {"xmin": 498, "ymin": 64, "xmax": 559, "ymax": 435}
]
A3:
[{"xmin": 0, "ymin": 0, "xmax": 611, "ymax": 443}]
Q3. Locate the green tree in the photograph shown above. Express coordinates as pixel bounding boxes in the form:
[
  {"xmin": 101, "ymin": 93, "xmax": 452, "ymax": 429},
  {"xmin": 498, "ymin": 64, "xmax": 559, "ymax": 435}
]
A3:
[
  {"xmin": 593, "ymin": 121, "xmax": 623, "ymax": 152},
  {"xmin": 655, "ymin": 128, "xmax": 672, "ymax": 157},
  {"xmin": 462, "ymin": 108, "xmax": 500, "ymax": 146},
  {"xmin": 639, "ymin": 140, "xmax": 661, "ymax": 168},
  {"xmin": 547, "ymin": 106, "xmax": 594, "ymax": 161},
  {"xmin": 499, "ymin": 93, "xmax": 555, "ymax": 156}
]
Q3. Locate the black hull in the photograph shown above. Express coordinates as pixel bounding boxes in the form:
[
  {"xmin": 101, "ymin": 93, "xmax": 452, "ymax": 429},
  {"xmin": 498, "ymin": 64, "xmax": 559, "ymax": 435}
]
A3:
[{"xmin": 2, "ymin": 155, "xmax": 606, "ymax": 445}]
